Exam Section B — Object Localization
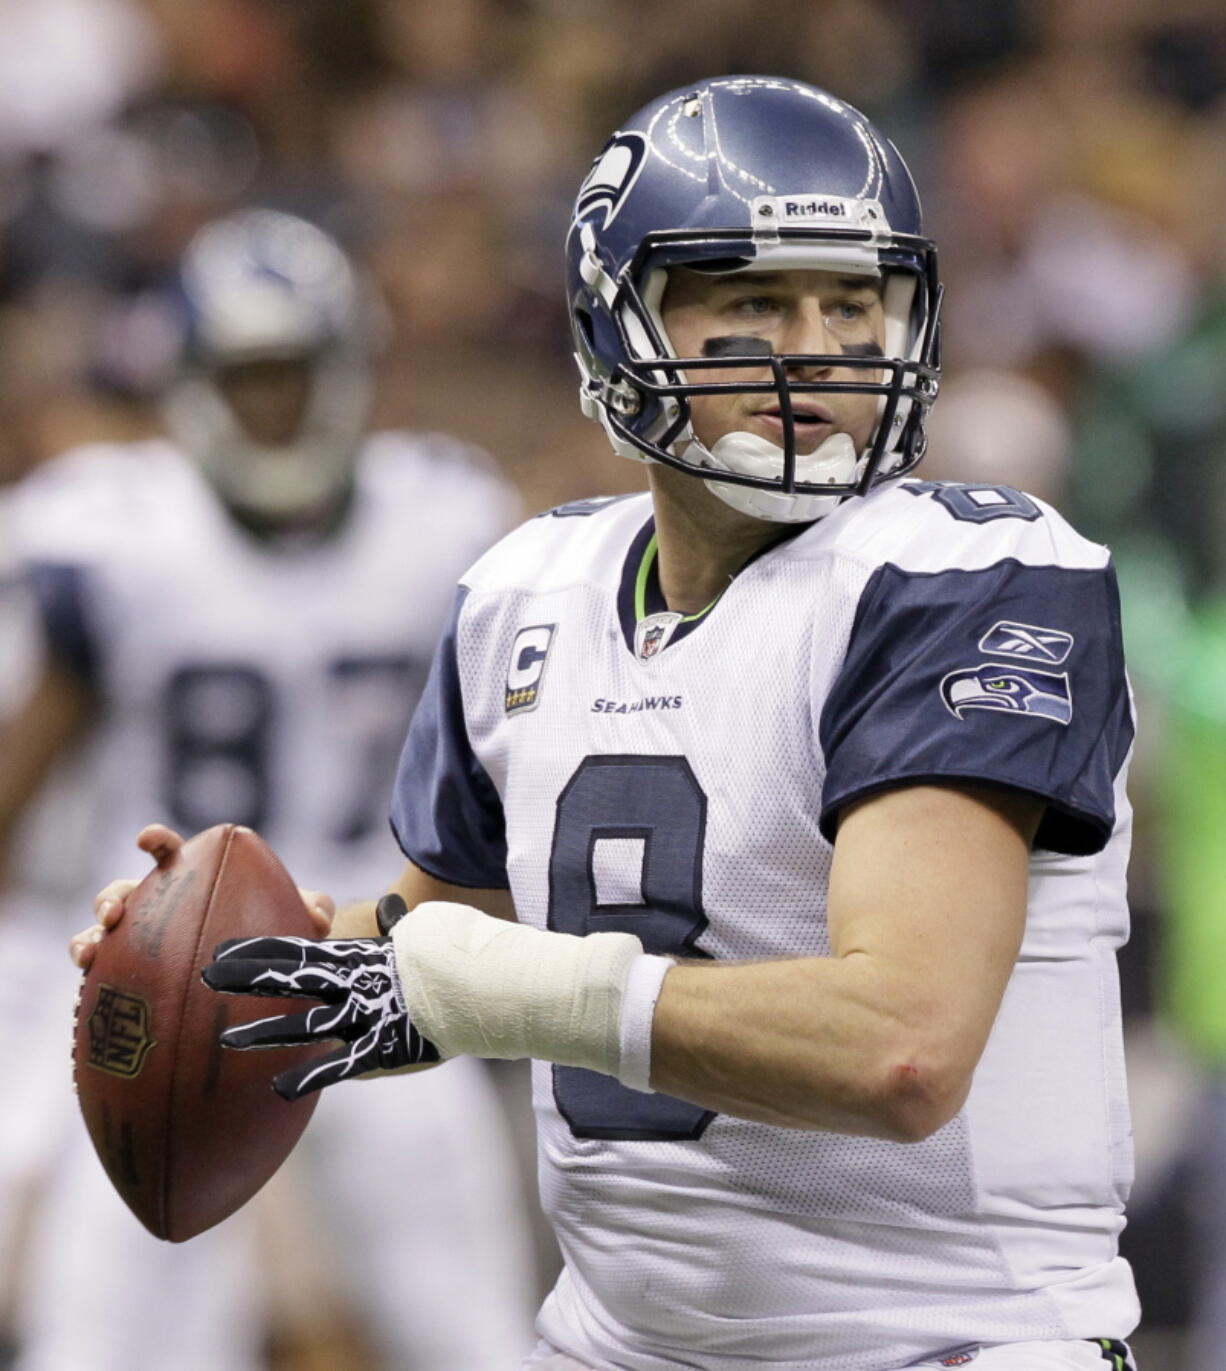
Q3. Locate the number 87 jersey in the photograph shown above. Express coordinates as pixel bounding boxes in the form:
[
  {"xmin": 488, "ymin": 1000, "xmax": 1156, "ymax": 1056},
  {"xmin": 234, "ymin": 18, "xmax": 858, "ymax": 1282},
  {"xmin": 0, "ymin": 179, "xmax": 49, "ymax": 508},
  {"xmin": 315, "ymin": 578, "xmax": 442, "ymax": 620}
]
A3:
[
  {"xmin": 14, "ymin": 433, "xmax": 515, "ymax": 906},
  {"xmin": 392, "ymin": 485, "xmax": 1140, "ymax": 1371}
]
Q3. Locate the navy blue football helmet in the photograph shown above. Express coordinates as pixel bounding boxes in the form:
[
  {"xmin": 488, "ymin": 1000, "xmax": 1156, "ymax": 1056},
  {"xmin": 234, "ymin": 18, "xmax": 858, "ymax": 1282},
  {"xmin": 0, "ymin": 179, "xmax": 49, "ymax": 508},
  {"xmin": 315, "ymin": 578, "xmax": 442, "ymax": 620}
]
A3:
[{"xmin": 567, "ymin": 76, "xmax": 942, "ymax": 521}]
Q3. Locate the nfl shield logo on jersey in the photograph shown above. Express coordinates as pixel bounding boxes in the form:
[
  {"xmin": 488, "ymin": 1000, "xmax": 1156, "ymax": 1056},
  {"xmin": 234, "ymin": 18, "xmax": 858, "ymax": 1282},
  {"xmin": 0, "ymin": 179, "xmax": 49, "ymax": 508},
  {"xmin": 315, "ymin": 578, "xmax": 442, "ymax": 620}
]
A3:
[
  {"xmin": 634, "ymin": 611, "xmax": 682, "ymax": 664},
  {"xmin": 939, "ymin": 664, "xmax": 1073, "ymax": 725},
  {"xmin": 505, "ymin": 624, "xmax": 555, "ymax": 715}
]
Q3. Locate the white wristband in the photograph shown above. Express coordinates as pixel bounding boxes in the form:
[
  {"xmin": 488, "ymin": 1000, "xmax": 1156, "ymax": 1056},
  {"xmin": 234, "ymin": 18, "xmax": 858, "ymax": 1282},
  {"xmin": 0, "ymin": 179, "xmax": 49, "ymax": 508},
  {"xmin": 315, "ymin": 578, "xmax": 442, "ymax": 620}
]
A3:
[
  {"xmin": 616, "ymin": 953, "xmax": 673, "ymax": 1093},
  {"xmin": 391, "ymin": 902, "xmax": 669, "ymax": 1080}
]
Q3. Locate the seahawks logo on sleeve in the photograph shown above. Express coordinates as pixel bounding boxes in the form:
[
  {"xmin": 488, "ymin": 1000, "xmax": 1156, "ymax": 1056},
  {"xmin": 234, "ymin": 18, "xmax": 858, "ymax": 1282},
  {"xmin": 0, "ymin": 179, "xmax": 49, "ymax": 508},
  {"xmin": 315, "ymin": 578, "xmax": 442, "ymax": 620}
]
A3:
[{"xmin": 940, "ymin": 664, "xmax": 1073, "ymax": 725}]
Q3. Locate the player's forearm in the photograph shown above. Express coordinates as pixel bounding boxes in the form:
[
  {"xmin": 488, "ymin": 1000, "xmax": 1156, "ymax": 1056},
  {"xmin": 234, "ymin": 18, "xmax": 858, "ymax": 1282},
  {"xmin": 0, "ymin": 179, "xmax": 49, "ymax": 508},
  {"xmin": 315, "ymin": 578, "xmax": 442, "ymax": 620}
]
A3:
[
  {"xmin": 389, "ymin": 900, "xmax": 970, "ymax": 1139},
  {"xmin": 650, "ymin": 954, "xmax": 968, "ymax": 1141},
  {"xmin": 328, "ymin": 868, "xmax": 517, "ymax": 940},
  {"xmin": 0, "ymin": 666, "xmax": 96, "ymax": 885}
]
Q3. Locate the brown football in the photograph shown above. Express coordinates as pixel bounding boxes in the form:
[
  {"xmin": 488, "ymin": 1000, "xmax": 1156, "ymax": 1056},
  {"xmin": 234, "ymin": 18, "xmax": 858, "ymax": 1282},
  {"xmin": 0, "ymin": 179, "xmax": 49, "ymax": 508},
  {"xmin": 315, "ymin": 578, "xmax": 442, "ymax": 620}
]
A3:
[{"xmin": 73, "ymin": 824, "xmax": 328, "ymax": 1242}]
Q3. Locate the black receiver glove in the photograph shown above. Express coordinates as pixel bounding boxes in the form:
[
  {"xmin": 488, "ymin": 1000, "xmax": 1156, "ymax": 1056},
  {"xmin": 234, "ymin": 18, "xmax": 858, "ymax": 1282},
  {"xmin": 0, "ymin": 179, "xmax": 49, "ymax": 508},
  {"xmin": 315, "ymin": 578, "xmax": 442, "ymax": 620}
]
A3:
[{"xmin": 203, "ymin": 897, "xmax": 438, "ymax": 1101}]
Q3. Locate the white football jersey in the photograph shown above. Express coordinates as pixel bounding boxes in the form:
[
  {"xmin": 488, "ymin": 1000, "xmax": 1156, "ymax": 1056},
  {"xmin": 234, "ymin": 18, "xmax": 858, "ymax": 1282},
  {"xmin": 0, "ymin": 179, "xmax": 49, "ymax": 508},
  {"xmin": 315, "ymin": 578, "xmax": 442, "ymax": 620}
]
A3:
[
  {"xmin": 391, "ymin": 484, "xmax": 1140, "ymax": 1371},
  {"xmin": 12, "ymin": 433, "xmax": 516, "ymax": 902},
  {"xmin": 0, "ymin": 489, "xmax": 40, "ymax": 715}
]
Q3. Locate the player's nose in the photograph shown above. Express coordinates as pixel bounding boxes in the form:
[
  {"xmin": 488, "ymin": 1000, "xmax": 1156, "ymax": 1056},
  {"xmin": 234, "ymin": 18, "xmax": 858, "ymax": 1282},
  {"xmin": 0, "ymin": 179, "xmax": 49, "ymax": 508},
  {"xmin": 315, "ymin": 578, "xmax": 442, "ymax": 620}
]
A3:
[{"xmin": 781, "ymin": 301, "xmax": 836, "ymax": 379}]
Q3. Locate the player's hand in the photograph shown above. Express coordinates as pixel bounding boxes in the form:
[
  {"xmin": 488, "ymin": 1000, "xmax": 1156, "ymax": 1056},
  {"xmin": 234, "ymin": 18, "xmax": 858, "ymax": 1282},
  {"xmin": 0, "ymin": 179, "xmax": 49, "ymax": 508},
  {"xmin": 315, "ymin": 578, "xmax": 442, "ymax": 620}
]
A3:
[
  {"xmin": 202, "ymin": 903, "xmax": 440, "ymax": 1101},
  {"xmin": 69, "ymin": 824, "xmax": 335, "ymax": 971}
]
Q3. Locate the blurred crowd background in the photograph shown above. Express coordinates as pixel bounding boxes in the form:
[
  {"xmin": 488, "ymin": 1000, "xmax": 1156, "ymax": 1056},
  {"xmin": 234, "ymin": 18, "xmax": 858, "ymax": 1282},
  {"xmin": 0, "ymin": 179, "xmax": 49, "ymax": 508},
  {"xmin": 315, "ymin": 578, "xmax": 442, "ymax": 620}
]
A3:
[{"xmin": 1, "ymin": 1, "xmax": 1225, "ymax": 1368}]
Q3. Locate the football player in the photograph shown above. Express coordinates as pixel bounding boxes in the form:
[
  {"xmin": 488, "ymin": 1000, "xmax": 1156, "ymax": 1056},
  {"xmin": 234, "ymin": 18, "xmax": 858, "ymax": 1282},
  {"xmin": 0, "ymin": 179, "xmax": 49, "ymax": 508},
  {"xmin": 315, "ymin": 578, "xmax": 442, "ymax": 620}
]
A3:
[
  {"xmin": 0, "ymin": 497, "xmax": 49, "ymax": 1302},
  {"xmin": 80, "ymin": 82, "xmax": 1141, "ymax": 1370},
  {"xmin": 10, "ymin": 210, "xmax": 536, "ymax": 1370}
]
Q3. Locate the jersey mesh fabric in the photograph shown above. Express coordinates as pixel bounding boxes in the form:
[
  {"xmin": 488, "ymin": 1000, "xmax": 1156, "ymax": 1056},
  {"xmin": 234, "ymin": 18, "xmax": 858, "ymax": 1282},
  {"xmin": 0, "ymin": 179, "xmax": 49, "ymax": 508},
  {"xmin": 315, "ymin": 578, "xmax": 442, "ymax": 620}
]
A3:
[{"xmin": 418, "ymin": 489, "xmax": 1139, "ymax": 1370}]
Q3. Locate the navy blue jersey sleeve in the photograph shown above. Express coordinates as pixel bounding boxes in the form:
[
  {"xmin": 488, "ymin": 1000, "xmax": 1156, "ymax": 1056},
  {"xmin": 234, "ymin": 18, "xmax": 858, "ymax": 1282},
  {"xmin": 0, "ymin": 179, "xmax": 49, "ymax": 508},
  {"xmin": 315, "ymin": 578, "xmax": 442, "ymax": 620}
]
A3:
[
  {"xmin": 819, "ymin": 559, "xmax": 1134, "ymax": 856},
  {"xmin": 28, "ymin": 562, "xmax": 98, "ymax": 686},
  {"xmin": 389, "ymin": 587, "xmax": 509, "ymax": 888}
]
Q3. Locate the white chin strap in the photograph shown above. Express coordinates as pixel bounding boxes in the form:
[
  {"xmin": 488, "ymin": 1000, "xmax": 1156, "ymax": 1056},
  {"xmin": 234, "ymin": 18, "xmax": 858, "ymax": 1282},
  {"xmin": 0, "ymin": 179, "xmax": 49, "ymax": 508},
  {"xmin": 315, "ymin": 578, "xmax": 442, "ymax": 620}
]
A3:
[{"xmin": 681, "ymin": 430, "xmax": 860, "ymax": 523}]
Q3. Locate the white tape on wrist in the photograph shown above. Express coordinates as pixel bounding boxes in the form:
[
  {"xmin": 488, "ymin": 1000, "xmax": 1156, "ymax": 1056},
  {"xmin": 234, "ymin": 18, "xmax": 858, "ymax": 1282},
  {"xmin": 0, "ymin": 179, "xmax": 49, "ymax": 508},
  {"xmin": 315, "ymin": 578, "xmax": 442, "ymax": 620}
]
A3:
[{"xmin": 391, "ymin": 901, "xmax": 672, "ymax": 1081}]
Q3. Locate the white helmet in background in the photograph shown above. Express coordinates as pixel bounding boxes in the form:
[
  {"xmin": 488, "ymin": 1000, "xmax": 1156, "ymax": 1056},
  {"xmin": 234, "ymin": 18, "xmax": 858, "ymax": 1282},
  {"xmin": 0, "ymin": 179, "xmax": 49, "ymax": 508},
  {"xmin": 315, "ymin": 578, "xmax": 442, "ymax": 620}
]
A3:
[{"xmin": 163, "ymin": 209, "xmax": 374, "ymax": 523}]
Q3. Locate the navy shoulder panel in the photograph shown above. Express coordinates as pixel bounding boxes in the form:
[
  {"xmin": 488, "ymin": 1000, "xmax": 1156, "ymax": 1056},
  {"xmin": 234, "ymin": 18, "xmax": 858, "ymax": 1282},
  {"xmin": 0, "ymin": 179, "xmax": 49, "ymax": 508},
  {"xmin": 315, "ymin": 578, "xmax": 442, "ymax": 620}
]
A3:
[
  {"xmin": 819, "ymin": 559, "xmax": 1133, "ymax": 856},
  {"xmin": 28, "ymin": 562, "xmax": 98, "ymax": 686},
  {"xmin": 389, "ymin": 587, "xmax": 509, "ymax": 888}
]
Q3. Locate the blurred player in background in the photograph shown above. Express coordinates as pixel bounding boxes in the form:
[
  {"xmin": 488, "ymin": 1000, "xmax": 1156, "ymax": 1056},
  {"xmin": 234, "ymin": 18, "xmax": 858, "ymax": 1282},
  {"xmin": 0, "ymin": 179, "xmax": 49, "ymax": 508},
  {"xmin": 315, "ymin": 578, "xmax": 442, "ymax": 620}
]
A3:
[
  {"xmin": 4, "ymin": 208, "xmax": 537, "ymax": 1370},
  {"xmin": 82, "ymin": 79, "xmax": 1142, "ymax": 1371},
  {"xmin": 0, "ymin": 495, "xmax": 47, "ymax": 1323},
  {"xmin": 0, "ymin": 434, "xmax": 109, "ymax": 1360}
]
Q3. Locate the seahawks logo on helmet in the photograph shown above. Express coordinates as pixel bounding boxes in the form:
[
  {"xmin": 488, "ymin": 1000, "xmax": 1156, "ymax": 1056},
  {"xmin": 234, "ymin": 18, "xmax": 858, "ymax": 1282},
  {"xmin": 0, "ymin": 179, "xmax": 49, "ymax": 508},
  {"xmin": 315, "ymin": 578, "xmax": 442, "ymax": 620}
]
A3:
[
  {"xmin": 940, "ymin": 665, "xmax": 1072, "ymax": 725},
  {"xmin": 574, "ymin": 131, "xmax": 648, "ymax": 230}
]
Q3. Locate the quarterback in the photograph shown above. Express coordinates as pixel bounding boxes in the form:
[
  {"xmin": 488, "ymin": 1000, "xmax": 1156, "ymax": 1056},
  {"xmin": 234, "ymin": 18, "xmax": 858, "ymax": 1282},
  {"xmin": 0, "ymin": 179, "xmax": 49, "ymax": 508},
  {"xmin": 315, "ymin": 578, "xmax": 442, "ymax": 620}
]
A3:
[{"xmin": 79, "ymin": 80, "xmax": 1140, "ymax": 1370}]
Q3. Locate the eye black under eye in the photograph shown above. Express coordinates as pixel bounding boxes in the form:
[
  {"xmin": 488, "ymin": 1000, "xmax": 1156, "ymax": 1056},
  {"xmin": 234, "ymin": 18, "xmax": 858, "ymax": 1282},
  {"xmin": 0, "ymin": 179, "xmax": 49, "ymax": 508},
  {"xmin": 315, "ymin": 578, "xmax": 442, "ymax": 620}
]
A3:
[{"xmin": 701, "ymin": 336, "xmax": 775, "ymax": 359}]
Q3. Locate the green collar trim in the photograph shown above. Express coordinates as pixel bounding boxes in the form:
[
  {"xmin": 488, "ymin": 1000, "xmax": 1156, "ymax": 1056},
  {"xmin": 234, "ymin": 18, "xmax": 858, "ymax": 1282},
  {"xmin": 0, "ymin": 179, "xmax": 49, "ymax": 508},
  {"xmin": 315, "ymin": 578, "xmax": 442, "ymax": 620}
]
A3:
[
  {"xmin": 633, "ymin": 533, "xmax": 722, "ymax": 623},
  {"xmin": 633, "ymin": 533, "xmax": 657, "ymax": 622}
]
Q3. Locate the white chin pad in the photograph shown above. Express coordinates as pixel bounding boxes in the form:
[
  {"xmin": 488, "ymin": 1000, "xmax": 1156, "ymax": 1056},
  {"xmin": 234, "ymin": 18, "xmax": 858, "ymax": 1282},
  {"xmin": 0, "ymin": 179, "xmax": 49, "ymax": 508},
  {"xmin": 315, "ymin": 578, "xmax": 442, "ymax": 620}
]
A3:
[{"xmin": 690, "ymin": 430, "xmax": 858, "ymax": 524}]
